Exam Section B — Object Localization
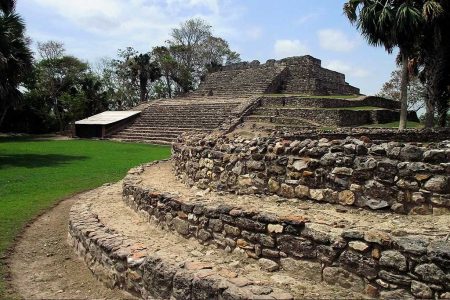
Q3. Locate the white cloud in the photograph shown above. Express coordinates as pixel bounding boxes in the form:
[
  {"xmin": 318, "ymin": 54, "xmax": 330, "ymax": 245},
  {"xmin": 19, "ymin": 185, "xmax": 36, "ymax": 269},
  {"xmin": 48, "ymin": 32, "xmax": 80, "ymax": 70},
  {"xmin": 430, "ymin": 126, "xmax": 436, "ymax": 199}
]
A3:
[
  {"xmin": 27, "ymin": 0, "xmax": 241, "ymax": 61},
  {"xmin": 245, "ymin": 26, "xmax": 263, "ymax": 40},
  {"xmin": 295, "ymin": 13, "xmax": 319, "ymax": 25},
  {"xmin": 323, "ymin": 60, "xmax": 369, "ymax": 78},
  {"xmin": 274, "ymin": 39, "xmax": 309, "ymax": 59},
  {"xmin": 318, "ymin": 29, "xmax": 358, "ymax": 52}
]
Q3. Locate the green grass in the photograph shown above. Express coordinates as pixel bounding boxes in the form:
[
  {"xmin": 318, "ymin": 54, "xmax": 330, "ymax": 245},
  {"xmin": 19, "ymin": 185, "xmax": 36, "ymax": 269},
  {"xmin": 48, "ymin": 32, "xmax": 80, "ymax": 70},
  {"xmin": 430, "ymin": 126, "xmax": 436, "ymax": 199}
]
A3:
[
  {"xmin": 0, "ymin": 137, "xmax": 171, "ymax": 296},
  {"xmin": 361, "ymin": 121, "xmax": 423, "ymax": 129}
]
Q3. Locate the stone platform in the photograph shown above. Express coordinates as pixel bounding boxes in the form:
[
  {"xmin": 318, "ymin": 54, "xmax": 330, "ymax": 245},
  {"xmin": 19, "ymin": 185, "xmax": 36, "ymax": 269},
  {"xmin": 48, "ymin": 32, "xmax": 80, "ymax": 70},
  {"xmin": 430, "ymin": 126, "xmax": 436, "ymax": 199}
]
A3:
[
  {"xmin": 120, "ymin": 161, "xmax": 449, "ymax": 299},
  {"xmin": 69, "ymin": 179, "xmax": 368, "ymax": 299}
]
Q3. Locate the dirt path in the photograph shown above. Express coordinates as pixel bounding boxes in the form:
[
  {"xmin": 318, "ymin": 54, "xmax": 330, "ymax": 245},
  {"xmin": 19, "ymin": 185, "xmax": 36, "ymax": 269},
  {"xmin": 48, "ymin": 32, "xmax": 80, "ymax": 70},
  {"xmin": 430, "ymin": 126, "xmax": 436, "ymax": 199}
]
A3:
[{"xmin": 8, "ymin": 188, "xmax": 135, "ymax": 300}]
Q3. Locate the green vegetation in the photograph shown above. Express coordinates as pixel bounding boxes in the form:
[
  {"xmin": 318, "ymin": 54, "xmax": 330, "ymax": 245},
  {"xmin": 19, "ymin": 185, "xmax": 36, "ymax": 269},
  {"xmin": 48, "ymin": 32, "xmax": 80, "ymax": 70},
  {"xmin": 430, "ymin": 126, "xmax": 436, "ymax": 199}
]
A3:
[
  {"xmin": 265, "ymin": 94, "xmax": 360, "ymax": 99},
  {"xmin": 327, "ymin": 106, "xmax": 382, "ymax": 111},
  {"xmin": 0, "ymin": 137, "xmax": 171, "ymax": 295},
  {"xmin": 361, "ymin": 121, "xmax": 423, "ymax": 129}
]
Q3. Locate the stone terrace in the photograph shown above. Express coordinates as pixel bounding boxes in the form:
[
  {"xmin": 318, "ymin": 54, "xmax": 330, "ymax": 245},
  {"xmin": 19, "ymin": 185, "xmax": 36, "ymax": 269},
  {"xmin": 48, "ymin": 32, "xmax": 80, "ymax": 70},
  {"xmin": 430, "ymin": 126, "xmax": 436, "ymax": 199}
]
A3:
[
  {"xmin": 109, "ymin": 55, "xmax": 364, "ymax": 144},
  {"xmin": 110, "ymin": 96, "xmax": 253, "ymax": 144},
  {"xmin": 244, "ymin": 96, "xmax": 405, "ymax": 129}
]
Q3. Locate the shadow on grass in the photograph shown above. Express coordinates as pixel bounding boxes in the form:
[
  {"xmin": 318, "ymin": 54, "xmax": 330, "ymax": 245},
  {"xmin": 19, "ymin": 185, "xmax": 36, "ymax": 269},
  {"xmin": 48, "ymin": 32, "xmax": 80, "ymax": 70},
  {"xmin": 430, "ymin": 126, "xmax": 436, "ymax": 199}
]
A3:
[{"xmin": 0, "ymin": 154, "xmax": 88, "ymax": 169}]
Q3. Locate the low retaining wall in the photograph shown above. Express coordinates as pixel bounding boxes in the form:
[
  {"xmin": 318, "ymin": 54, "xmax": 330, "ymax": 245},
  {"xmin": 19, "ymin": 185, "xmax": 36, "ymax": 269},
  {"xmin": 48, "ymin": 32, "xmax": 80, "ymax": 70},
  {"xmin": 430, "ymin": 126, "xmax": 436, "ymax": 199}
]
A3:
[
  {"xmin": 68, "ymin": 201, "xmax": 271, "ymax": 300},
  {"xmin": 123, "ymin": 163, "xmax": 450, "ymax": 299},
  {"xmin": 259, "ymin": 96, "xmax": 400, "ymax": 110},
  {"xmin": 172, "ymin": 134, "xmax": 450, "ymax": 215}
]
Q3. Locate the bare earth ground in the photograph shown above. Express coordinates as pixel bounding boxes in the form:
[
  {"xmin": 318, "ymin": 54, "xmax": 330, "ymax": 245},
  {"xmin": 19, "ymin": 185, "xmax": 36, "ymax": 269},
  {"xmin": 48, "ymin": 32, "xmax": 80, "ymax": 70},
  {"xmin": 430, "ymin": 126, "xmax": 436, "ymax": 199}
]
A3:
[{"xmin": 8, "ymin": 190, "xmax": 136, "ymax": 300}]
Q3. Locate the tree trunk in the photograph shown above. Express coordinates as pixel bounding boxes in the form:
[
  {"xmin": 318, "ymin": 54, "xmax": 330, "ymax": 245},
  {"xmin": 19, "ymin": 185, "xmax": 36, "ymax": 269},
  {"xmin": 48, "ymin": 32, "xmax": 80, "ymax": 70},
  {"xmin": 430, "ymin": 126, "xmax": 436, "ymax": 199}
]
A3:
[
  {"xmin": 0, "ymin": 106, "xmax": 10, "ymax": 129},
  {"xmin": 398, "ymin": 54, "xmax": 409, "ymax": 130},
  {"xmin": 139, "ymin": 75, "xmax": 148, "ymax": 102},
  {"xmin": 436, "ymin": 97, "xmax": 449, "ymax": 127},
  {"xmin": 166, "ymin": 75, "xmax": 172, "ymax": 98},
  {"xmin": 424, "ymin": 96, "xmax": 435, "ymax": 128}
]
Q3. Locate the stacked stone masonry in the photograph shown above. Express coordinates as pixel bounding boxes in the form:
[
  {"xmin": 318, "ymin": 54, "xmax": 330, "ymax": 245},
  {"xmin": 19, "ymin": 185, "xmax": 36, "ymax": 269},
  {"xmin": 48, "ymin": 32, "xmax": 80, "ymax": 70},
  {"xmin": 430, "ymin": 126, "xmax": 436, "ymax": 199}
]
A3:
[
  {"xmin": 121, "ymin": 161, "xmax": 450, "ymax": 299},
  {"xmin": 172, "ymin": 134, "xmax": 450, "ymax": 215},
  {"xmin": 244, "ymin": 96, "xmax": 420, "ymax": 128},
  {"xmin": 215, "ymin": 55, "xmax": 360, "ymax": 96},
  {"xmin": 68, "ymin": 197, "xmax": 293, "ymax": 300}
]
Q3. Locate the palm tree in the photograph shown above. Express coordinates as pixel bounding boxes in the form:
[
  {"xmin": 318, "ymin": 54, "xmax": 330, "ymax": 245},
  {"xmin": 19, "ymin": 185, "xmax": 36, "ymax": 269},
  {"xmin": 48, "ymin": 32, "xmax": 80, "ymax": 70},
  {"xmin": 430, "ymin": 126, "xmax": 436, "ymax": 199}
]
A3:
[
  {"xmin": 344, "ymin": 0, "xmax": 442, "ymax": 130},
  {"xmin": 129, "ymin": 53, "xmax": 161, "ymax": 102},
  {"xmin": 0, "ymin": 0, "xmax": 33, "ymax": 127},
  {"xmin": 419, "ymin": 0, "xmax": 449, "ymax": 128}
]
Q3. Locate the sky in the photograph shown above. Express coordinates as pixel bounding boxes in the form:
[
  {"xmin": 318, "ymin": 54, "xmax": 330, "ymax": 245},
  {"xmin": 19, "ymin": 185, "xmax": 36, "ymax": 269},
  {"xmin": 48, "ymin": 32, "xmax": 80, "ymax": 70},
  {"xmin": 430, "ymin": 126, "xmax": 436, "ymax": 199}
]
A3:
[{"xmin": 17, "ymin": 0, "xmax": 400, "ymax": 95}]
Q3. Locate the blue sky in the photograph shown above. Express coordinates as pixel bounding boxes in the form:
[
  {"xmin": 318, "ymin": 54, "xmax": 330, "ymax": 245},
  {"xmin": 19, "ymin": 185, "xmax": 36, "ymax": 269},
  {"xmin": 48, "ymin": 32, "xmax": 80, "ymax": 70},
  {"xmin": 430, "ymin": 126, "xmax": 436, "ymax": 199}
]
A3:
[{"xmin": 17, "ymin": 0, "xmax": 399, "ymax": 95}]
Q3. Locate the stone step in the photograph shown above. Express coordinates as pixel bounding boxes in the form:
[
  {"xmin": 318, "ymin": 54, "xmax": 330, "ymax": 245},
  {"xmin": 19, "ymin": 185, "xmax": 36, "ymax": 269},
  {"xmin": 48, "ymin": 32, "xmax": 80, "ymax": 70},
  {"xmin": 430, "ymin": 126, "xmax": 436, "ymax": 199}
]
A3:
[
  {"xmin": 112, "ymin": 133, "xmax": 181, "ymax": 139},
  {"xmin": 121, "ymin": 160, "xmax": 450, "ymax": 299},
  {"xmin": 244, "ymin": 116, "xmax": 316, "ymax": 127},
  {"xmin": 69, "ymin": 181, "xmax": 367, "ymax": 300},
  {"xmin": 110, "ymin": 137, "xmax": 175, "ymax": 145},
  {"xmin": 129, "ymin": 124, "xmax": 219, "ymax": 129}
]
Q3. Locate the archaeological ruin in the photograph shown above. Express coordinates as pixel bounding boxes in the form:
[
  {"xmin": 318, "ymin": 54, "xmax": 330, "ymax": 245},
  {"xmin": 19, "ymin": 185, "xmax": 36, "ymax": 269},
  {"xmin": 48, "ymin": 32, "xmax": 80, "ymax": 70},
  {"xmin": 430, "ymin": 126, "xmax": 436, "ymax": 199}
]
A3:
[{"xmin": 69, "ymin": 55, "xmax": 450, "ymax": 299}]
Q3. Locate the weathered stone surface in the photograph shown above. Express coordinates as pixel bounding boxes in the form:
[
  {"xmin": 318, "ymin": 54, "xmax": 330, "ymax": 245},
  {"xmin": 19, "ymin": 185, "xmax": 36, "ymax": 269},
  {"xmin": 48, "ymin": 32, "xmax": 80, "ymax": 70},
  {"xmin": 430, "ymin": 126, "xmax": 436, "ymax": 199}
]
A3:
[
  {"xmin": 258, "ymin": 258, "xmax": 279, "ymax": 272},
  {"xmin": 224, "ymin": 224, "xmax": 241, "ymax": 237},
  {"xmin": 292, "ymin": 159, "xmax": 308, "ymax": 171},
  {"xmin": 280, "ymin": 258, "xmax": 322, "ymax": 282},
  {"xmin": 208, "ymin": 219, "xmax": 224, "ymax": 232},
  {"xmin": 379, "ymin": 250, "xmax": 407, "ymax": 271},
  {"xmin": 393, "ymin": 236, "xmax": 429, "ymax": 255},
  {"xmin": 399, "ymin": 145, "xmax": 424, "ymax": 161},
  {"xmin": 279, "ymin": 184, "xmax": 295, "ymax": 198},
  {"xmin": 277, "ymin": 235, "xmax": 316, "ymax": 259},
  {"xmin": 424, "ymin": 176, "xmax": 449, "ymax": 193},
  {"xmin": 173, "ymin": 217, "xmax": 190, "ymax": 235},
  {"xmin": 380, "ymin": 289, "xmax": 414, "ymax": 300},
  {"xmin": 338, "ymin": 250, "xmax": 377, "ymax": 279},
  {"xmin": 267, "ymin": 224, "xmax": 284, "ymax": 234},
  {"xmin": 411, "ymin": 280, "xmax": 433, "ymax": 299},
  {"xmin": 172, "ymin": 271, "xmax": 194, "ymax": 300},
  {"xmin": 364, "ymin": 230, "xmax": 391, "ymax": 246},
  {"xmin": 348, "ymin": 241, "xmax": 369, "ymax": 252},
  {"xmin": 365, "ymin": 199, "xmax": 390, "ymax": 210},
  {"xmin": 294, "ymin": 185, "xmax": 309, "ymax": 198},
  {"xmin": 268, "ymin": 178, "xmax": 280, "ymax": 193},
  {"xmin": 415, "ymin": 263, "xmax": 447, "ymax": 284},
  {"xmin": 427, "ymin": 240, "xmax": 450, "ymax": 266},
  {"xmin": 338, "ymin": 190, "xmax": 355, "ymax": 206},
  {"xmin": 378, "ymin": 270, "xmax": 411, "ymax": 285},
  {"xmin": 323, "ymin": 267, "xmax": 364, "ymax": 291}
]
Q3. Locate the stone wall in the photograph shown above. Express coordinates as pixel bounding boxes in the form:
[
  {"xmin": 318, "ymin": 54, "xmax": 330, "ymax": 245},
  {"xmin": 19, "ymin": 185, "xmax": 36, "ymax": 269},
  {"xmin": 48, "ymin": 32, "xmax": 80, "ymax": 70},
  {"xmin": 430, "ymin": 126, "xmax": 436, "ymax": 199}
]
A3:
[
  {"xmin": 123, "ymin": 163, "xmax": 450, "ymax": 299},
  {"xmin": 259, "ymin": 96, "xmax": 401, "ymax": 110},
  {"xmin": 219, "ymin": 55, "xmax": 360, "ymax": 96},
  {"xmin": 172, "ymin": 134, "xmax": 450, "ymax": 215},
  {"xmin": 68, "ymin": 200, "xmax": 274, "ymax": 300}
]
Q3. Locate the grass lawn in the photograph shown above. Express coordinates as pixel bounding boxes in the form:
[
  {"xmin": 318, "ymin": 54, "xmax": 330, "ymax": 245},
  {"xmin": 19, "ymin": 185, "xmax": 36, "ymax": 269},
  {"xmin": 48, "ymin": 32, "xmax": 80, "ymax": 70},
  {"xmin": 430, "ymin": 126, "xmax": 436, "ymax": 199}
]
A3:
[
  {"xmin": 0, "ymin": 137, "xmax": 171, "ymax": 296},
  {"xmin": 361, "ymin": 121, "xmax": 424, "ymax": 129}
]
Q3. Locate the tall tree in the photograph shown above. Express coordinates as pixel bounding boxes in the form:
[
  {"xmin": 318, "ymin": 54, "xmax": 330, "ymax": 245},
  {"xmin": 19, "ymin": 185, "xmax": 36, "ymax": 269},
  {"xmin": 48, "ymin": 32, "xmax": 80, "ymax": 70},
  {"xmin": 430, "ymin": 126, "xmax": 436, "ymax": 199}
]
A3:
[
  {"xmin": 419, "ymin": 0, "xmax": 450, "ymax": 127},
  {"xmin": 344, "ymin": 0, "xmax": 443, "ymax": 130},
  {"xmin": 0, "ymin": 0, "xmax": 33, "ymax": 127},
  {"xmin": 128, "ymin": 53, "xmax": 161, "ymax": 102},
  {"xmin": 33, "ymin": 41, "xmax": 89, "ymax": 131},
  {"xmin": 167, "ymin": 18, "xmax": 241, "ymax": 93},
  {"xmin": 378, "ymin": 68, "xmax": 426, "ymax": 112}
]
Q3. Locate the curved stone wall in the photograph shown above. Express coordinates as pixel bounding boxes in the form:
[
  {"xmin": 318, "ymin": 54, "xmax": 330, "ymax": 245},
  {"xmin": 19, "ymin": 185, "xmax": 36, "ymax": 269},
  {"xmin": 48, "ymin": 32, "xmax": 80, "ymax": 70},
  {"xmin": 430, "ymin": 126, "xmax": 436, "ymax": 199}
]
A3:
[
  {"xmin": 122, "ymin": 162, "xmax": 450, "ymax": 299},
  {"xmin": 172, "ymin": 134, "xmax": 450, "ymax": 215},
  {"xmin": 68, "ymin": 198, "xmax": 282, "ymax": 300}
]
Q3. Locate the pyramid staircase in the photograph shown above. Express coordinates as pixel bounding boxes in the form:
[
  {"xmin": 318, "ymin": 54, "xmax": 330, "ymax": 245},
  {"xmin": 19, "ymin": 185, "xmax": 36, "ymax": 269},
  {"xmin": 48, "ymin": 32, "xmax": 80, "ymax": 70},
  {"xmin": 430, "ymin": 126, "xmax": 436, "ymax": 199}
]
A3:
[
  {"xmin": 109, "ymin": 98, "xmax": 245, "ymax": 144},
  {"xmin": 108, "ymin": 65, "xmax": 288, "ymax": 145}
]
